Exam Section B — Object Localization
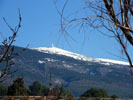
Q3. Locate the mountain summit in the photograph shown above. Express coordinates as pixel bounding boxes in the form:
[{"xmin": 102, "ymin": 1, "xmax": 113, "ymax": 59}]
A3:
[{"xmin": 33, "ymin": 46, "xmax": 129, "ymax": 66}]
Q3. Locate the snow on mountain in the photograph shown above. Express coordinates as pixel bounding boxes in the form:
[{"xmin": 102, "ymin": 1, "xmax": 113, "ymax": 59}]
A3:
[{"xmin": 32, "ymin": 45, "xmax": 129, "ymax": 66}]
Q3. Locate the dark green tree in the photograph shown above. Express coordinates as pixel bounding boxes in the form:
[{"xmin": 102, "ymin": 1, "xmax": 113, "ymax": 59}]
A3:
[
  {"xmin": 52, "ymin": 85, "xmax": 74, "ymax": 99},
  {"xmin": 99, "ymin": 88, "xmax": 109, "ymax": 98},
  {"xmin": 28, "ymin": 81, "xmax": 43, "ymax": 96},
  {"xmin": 80, "ymin": 88, "xmax": 109, "ymax": 98},
  {"xmin": 7, "ymin": 77, "xmax": 27, "ymax": 96},
  {"xmin": 0, "ymin": 84, "xmax": 8, "ymax": 96},
  {"xmin": 111, "ymin": 94, "xmax": 119, "ymax": 98},
  {"xmin": 42, "ymin": 85, "xmax": 49, "ymax": 96}
]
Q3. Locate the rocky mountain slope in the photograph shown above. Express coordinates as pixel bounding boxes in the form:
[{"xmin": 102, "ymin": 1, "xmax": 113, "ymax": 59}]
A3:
[{"xmin": 3, "ymin": 46, "xmax": 133, "ymax": 98}]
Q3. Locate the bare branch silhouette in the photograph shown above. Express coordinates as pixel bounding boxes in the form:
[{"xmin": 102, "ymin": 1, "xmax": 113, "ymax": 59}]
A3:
[
  {"xmin": 0, "ymin": 9, "xmax": 22, "ymax": 82},
  {"xmin": 55, "ymin": 0, "xmax": 133, "ymax": 75}
]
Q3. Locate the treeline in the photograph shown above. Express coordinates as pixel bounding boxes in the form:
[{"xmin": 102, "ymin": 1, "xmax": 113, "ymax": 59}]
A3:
[
  {"xmin": 80, "ymin": 88, "xmax": 119, "ymax": 98},
  {"xmin": 0, "ymin": 77, "xmax": 118, "ymax": 99},
  {"xmin": 0, "ymin": 77, "xmax": 73, "ymax": 99}
]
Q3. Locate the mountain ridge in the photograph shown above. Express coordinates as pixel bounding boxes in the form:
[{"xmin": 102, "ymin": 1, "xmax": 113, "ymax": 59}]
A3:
[{"xmin": 33, "ymin": 46, "xmax": 129, "ymax": 66}]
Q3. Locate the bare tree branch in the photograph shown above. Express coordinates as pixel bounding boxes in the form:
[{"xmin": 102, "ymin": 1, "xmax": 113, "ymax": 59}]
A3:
[
  {"xmin": 0, "ymin": 9, "xmax": 22, "ymax": 82},
  {"xmin": 55, "ymin": 0, "xmax": 133, "ymax": 76}
]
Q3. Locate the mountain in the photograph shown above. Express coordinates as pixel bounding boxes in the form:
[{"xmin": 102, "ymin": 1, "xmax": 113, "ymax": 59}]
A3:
[{"xmin": 2, "ymin": 45, "xmax": 133, "ymax": 98}]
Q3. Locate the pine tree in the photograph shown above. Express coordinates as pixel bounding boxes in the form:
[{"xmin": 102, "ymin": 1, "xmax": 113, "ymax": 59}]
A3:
[
  {"xmin": 42, "ymin": 85, "xmax": 49, "ymax": 96},
  {"xmin": 52, "ymin": 85, "xmax": 74, "ymax": 99},
  {"xmin": 7, "ymin": 77, "xmax": 27, "ymax": 96},
  {"xmin": 28, "ymin": 81, "xmax": 43, "ymax": 96}
]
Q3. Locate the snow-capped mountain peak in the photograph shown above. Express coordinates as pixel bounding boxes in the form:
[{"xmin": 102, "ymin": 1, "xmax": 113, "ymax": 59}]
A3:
[
  {"xmin": 33, "ymin": 45, "xmax": 84, "ymax": 60},
  {"xmin": 32, "ymin": 45, "xmax": 129, "ymax": 66}
]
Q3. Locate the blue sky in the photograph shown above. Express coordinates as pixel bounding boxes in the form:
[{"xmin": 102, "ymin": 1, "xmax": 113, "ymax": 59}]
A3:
[{"xmin": 0, "ymin": 0, "xmax": 132, "ymax": 62}]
